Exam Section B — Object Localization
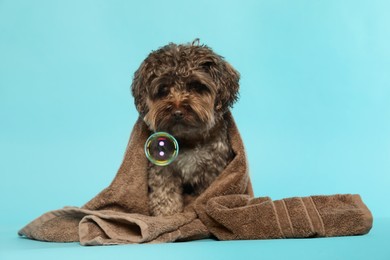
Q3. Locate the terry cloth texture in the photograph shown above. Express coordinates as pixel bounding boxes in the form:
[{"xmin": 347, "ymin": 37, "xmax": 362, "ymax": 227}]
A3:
[{"xmin": 18, "ymin": 112, "xmax": 373, "ymax": 245}]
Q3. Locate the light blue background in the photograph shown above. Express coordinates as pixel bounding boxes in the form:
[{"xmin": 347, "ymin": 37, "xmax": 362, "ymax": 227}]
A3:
[{"xmin": 1, "ymin": 0, "xmax": 389, "ymax": 259}]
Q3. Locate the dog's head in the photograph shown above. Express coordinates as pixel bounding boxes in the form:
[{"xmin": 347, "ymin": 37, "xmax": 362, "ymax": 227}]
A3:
[{"xmin": 131, "ymin": 40, "xmax": 240, "ymax": 139}]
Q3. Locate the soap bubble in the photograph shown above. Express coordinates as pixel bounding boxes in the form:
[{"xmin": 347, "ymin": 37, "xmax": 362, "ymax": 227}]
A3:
[{"xmin": 144, "ymin": 132, "xmax": 179, "ymax": 166}]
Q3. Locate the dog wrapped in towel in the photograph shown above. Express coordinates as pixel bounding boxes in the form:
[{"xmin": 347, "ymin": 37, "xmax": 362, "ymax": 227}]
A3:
[{"xmin": 18, "ymin": 41, "xmax": 373, "ymax": 245}]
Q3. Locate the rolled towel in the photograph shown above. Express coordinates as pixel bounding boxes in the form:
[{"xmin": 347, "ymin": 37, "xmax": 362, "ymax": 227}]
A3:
[{"xmin": 206, "ymin": 194, "xmax": 373, "ymax": 240}]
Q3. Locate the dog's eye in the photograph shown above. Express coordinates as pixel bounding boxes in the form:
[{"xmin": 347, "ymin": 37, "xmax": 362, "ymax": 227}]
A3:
[
  {"xmin": 187, "ymin": 82, "xmax": 210, "ymax": 94},
  {"xmin": 200, "ymin": 61, "xmax": 214, "ymax": 71},
  {"xmin": 155, "ymin": 85, "xmax": 169, "ymax": 98}
]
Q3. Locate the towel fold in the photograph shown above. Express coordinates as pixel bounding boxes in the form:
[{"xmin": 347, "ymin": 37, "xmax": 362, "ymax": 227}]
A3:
[
  {"xmin": 18, "ymin": 112, "xmax": 373, "ymax": 245},
  {"xmin": 206, "ymin": 194, "xmax": 373, "ymax": 240}
]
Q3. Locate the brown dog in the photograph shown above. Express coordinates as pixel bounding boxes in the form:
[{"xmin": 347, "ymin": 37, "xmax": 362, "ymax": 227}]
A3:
[{"xmin": 131, "ymin": 40, "xmax": 240, "ymax": 216}]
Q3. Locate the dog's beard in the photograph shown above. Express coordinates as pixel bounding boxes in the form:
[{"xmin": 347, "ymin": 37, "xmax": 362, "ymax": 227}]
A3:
[{"xmin": 144, "ymin": 95, "xmax": 216, "ymax": 139}]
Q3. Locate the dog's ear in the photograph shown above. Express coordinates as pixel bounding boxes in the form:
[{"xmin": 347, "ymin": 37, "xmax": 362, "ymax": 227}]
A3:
[
  {"xmin": 131, "ymin": 60, "xmax": 152, "ymax": 116},
  {"xmin": 200, "ymin": 57, "xmax": 240, "ymax": 111}
]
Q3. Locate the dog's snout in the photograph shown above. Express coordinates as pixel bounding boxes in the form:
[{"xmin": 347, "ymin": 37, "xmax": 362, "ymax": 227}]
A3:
[{"xmin": 173, "ymin": 110, "xmax": 184, "ymax": 120}]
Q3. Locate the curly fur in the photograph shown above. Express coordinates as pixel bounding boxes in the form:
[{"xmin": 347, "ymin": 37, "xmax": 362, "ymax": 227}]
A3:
[{"xmin": 131, "ymin": 40, "xmax": 240, "ymax": 216}]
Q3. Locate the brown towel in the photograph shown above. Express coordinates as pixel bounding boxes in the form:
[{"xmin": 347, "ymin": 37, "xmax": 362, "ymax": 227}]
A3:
[
  {"xmin": 206, "ymin": 194, "xmax": 373, "ymax": 240},
  {"xmin": 18, "ymin": 112, "xmax": 373, "ymax": 245}
]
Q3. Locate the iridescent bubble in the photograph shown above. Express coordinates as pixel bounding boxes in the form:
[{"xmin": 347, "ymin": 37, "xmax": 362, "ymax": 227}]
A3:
[{"xmin": 144, "ymin": 132, "xmax": 179, "ymax": 166}]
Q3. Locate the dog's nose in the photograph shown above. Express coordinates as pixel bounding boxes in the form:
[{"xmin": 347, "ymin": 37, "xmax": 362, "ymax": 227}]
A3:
[{"xmin": 173, "ymin": 110, "xmax": 184, "ymax": 120}]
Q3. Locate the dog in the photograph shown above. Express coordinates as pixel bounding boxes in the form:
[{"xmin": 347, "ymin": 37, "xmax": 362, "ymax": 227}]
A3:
[{"xmin": 131, "ymin": 40, "xmax": 240, "ymax": 216}]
